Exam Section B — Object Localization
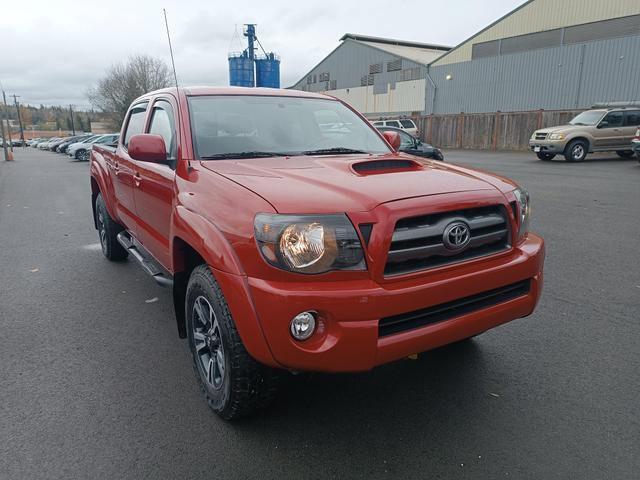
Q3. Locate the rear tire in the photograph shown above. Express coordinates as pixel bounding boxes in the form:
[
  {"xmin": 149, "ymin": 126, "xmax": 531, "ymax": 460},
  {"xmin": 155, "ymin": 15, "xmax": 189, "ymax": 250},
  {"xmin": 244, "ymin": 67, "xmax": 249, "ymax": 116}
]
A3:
[
  {"xmin": 564, "ymin": 140, "xmax": 588, "ymax": 162},
  {"xmin": 186, "ymin": 265, "xmax": 279, "ymax": 420},
  {"xmin": 616, "ymin": 150, "xmax": 634, "ymax": 158},
  {"xmin": 536, "ymin": 152, "xmax": 555, "ymax": 161},
  {"xmin": 95, "ymin": 193, "xmax": 128, "ymax": 261}
]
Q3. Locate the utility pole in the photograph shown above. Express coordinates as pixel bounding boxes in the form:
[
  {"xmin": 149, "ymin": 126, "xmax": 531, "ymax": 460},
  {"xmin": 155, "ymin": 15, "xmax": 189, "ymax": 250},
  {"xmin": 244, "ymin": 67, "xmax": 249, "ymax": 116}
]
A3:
[
  {"xmin": 12, "ymin": 95, "xmax": 25, "ymax": 144},
  {"xmin": 69, "ymin": 104, "xmax": 76, "ymax": 135},
  {"xmin": 1, "ymin": 90, "xmax": 13, "ymax": 153},
  {"xmin": 0, "ymin": 98, "xmax": 8, "ymax": 160}
]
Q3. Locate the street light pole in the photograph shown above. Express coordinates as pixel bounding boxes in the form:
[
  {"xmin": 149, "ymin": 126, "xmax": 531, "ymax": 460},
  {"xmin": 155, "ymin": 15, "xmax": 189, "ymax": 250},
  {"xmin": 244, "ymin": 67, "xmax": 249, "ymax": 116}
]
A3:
[
  {"xmin": 12, "ymin": 94, "xmax": 25, "ymax": 144},
  {"xmin": 1, "ymin": 90, "xmax": 13, "ymax": 153},
  {"xmin": 0, "ymin": 99, "xmax": 8, "ymax": 160}
]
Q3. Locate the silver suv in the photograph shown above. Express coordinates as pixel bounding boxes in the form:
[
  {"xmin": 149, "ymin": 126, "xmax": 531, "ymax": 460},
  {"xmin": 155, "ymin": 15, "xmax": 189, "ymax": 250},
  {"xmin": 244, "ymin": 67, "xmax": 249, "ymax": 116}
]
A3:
[{"xmin": 530, "ymin": 104, "xmax": 640, "ymax": 162}]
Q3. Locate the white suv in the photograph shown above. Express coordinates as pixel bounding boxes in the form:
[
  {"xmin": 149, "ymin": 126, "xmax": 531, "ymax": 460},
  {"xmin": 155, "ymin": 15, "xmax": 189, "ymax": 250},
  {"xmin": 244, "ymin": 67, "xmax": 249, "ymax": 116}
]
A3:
[{"xmin": 372, "ymin": 119, "xmax": 418, "ymax": 136}]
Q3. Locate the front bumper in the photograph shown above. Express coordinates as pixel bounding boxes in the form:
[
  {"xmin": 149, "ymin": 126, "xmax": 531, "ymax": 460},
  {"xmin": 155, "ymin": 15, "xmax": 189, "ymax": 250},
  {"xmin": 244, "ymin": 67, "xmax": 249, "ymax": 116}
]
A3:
[
  {"xmin": 247, "ymin": 233, "xmax": 545, "ymax": 372},
  {"xmin": 529, "ymin": 140, "xmax": 565, "ymax": 154}
]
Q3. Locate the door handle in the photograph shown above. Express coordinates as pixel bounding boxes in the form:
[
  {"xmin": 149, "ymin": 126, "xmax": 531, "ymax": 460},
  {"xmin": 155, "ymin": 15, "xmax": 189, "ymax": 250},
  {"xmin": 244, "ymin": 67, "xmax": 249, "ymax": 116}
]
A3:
[{"xmin": 134, "ymin": 172, "xmax": 142, "ymax": 187}]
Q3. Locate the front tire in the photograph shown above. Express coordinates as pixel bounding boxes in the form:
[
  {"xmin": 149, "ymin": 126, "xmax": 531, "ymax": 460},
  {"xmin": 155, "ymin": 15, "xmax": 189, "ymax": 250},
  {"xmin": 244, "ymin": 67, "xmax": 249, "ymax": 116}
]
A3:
[
  {"xmin": 76, "ymin": 149, "xmax": 89, "ymax": 161},
  {"xmin": 564, "ymin": 140, "xmax": 588, "ymax": 162},
  {"xmin": 186, "ymin": 265, "xmax": 278, "ymax": 420},
  {"xmin": 95, "ymin": 193, "xmax": 128, "ymax": 261},
  {"xmin": 536, "ymin": 152, "xmax": 556, "ymax": 161},
  {"xmin": 616, "ymin": 150, "xmax": 634, "ymax": 159}
]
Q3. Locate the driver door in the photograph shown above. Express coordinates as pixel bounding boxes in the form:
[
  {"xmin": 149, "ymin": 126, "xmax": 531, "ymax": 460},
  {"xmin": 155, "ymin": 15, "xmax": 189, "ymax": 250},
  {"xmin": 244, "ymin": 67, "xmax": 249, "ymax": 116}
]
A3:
[{"xmin": 593, "ymin": 111, "xmax": 623, "ymax": 148}]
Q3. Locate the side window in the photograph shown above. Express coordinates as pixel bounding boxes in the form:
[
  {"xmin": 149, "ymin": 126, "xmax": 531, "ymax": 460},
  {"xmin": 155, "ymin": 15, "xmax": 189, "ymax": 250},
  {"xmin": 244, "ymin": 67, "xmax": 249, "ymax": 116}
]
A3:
[
  {"xmin": 600, "ymin": 111, "xmax": 623, "ymax": 128},
  {"xmin": 148, "ymin": 101, "xmax": 177, "ymax": 159},
  {"xmin": 399, "ymin": 131, "xmax": 415, "ymax": 148},
  {"xmin": 386, "ymin": 120, "xmax": 401, "ymax": 128},
  {"xmin": 400, "ymin": 120, "xmax": 416, "ymax": 129},
  {"xmin": 624, "ymin": 110, "xmax": 640, "ymax": 126},
  {"xmin": 373, "ymin": 121, "xmax": 383, "ymax": 126},
  {"xmin": 123, "ymin": 103, "xmax": 149, "ymax": 148}
]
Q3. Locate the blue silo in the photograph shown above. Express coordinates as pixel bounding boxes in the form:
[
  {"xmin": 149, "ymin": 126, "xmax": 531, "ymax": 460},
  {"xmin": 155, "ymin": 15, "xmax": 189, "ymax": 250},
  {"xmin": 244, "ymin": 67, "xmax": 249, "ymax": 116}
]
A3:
[
  {"xmin": 228, "ymin": 24, "xmax": 281, "ymax": 88},
  {"xmin": 228, "ymin": 53, "xmax": 255, "ymax": 87},
  {"xmin": 255, "ymin": 53, "xmax": 281, "ymax": 88}
]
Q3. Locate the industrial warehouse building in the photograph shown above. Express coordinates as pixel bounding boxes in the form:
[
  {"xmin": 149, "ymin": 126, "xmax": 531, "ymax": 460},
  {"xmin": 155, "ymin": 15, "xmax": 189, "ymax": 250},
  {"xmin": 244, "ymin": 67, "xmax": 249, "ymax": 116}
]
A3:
[{"xmin": 291, "ymin": 0, "xmax": 640, "ymax": 149}]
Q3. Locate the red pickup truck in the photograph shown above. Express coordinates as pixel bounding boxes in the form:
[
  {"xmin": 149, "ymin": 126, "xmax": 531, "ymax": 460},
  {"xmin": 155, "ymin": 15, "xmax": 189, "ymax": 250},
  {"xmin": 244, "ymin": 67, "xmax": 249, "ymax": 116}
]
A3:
[{"xmin": 90, "ymin": 86, "xmax": 545, "ymax": 419}]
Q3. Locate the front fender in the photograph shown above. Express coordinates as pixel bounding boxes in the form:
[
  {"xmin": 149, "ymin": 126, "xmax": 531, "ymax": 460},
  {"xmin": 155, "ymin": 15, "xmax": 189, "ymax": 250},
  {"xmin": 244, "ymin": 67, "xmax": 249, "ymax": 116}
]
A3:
[{"xmin": 171, "ymin": 206, "xmax": 279, "ymax": 368}]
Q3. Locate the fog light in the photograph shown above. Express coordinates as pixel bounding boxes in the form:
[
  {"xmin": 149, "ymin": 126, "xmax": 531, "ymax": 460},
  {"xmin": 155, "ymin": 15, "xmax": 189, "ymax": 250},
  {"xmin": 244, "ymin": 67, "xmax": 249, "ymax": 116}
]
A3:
[{"xmin": 290, "ymin": 311, "xmax": 316, "ymax": 341}]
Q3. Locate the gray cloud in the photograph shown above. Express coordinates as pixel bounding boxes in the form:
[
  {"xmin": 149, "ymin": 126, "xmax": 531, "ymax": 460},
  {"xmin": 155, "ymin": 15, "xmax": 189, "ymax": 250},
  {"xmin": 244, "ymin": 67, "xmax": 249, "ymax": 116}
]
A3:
[{"xmin": 0, "ymin": 0, "xmax": 522, "ymax": 108}]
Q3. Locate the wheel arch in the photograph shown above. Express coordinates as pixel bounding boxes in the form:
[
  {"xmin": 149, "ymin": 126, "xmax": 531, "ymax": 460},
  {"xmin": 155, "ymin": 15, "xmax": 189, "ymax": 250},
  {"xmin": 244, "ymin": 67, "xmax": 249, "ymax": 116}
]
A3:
[{"xmin": 170, "ymin": 209, "xmax": 278, "ymax": 367}]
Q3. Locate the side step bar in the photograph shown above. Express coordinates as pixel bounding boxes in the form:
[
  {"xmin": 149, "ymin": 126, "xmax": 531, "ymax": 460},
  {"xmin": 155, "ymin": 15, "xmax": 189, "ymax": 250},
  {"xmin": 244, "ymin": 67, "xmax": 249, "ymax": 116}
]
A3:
[{"xmin": 117, "ymin": 231, "xmax": 173, "ymax": 288}]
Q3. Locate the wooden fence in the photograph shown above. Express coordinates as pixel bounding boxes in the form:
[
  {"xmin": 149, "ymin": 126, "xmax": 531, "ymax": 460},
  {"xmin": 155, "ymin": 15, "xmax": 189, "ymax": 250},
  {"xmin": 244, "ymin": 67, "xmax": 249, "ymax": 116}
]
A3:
[{"xmin": 414, "ymin": 109, "xmax": 582, "ymax": 151}]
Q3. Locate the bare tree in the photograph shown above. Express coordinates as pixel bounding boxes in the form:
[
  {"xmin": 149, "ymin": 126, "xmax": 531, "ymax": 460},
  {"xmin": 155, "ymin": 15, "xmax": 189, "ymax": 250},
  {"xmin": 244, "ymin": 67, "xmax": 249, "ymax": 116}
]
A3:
[{"xmin": 88, "ymin": 54, "xmax": 173, "ymax": 129}]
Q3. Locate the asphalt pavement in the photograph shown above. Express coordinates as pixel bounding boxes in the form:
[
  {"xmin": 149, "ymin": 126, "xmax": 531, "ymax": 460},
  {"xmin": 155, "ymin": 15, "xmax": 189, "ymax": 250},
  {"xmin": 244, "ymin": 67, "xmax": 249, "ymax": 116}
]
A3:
[{"xmin": 1, "ymin": 148, "xmax": 639, "ymax": 479}]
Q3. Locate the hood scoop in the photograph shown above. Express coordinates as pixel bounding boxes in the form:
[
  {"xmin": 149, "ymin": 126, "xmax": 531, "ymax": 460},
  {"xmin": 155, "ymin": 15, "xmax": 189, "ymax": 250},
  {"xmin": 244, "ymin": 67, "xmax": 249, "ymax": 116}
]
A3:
[{"xmin": 352, "ymin": 159, "xmax": 422, "ymax": 175}]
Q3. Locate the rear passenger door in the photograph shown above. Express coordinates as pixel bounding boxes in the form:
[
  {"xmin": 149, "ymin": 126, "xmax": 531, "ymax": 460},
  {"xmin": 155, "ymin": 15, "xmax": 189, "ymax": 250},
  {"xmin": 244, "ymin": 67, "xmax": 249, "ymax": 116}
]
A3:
[
  {"xmin": 112, "ymin": 102, "xmax": 148, "ymax": 233},
  {"xmin": 132, "ymin": 97, "xmax": 177, "ymax": 268},
  {"xmin": 622, "ymin": 110, "xmax": 640, "ymax": 147}
]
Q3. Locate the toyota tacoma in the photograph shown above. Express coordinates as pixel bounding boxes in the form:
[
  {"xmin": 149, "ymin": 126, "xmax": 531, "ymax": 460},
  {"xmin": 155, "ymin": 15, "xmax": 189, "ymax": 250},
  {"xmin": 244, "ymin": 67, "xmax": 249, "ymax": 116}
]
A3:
[{"xmin": 90, "ymin": 87, "xmax": 545, "ymax": 419}]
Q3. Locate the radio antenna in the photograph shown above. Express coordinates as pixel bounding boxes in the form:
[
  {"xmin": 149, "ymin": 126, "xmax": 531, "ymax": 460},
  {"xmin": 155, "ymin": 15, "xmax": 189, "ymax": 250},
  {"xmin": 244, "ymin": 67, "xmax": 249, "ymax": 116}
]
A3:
[{"xmin": 163, "ymin": 9, "xmax": 179, "ymax": 88}]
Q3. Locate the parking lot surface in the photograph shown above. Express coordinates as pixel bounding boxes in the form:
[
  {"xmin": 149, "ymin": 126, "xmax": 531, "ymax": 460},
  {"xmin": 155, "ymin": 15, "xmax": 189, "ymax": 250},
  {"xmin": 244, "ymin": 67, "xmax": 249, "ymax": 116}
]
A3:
[{"xmin": 1, "ymin": 149, "xmax": 638, "ymax": 479}]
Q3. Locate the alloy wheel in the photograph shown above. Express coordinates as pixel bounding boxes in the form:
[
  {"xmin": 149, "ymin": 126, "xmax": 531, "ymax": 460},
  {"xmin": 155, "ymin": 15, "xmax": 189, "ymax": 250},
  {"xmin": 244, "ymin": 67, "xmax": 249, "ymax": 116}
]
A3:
[{"xmin": 192, "ymin": 296, "xmax": 226, "ymax": 390}]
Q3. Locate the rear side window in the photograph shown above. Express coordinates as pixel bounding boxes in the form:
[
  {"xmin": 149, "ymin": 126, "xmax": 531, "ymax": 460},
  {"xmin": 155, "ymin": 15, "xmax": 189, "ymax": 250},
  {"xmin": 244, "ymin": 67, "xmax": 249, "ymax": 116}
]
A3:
[
  {"xmin": 400, "ymin": 120, "xmax": 416, "ymax": 129},
  {"xmin": 386, "ymin": 120, "xmax": 400, "ymax": 128},
  {"xmin": 624, "ymin": 110, "xmax": 640, "ymax": 126},
  {"xmin": 123, "ymin": 103, "xmax": 148, "ymax": 148},
  {"xmin": 148, "ymin": 101, "xmax": 177, "ymax": 158}
]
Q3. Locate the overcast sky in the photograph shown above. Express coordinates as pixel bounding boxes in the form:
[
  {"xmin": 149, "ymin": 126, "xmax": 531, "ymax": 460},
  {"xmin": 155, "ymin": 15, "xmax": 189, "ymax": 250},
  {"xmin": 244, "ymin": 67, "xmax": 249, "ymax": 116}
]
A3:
[{"xmin": 0, "ymin": 0, "xmax": 522, "ymax": 109}]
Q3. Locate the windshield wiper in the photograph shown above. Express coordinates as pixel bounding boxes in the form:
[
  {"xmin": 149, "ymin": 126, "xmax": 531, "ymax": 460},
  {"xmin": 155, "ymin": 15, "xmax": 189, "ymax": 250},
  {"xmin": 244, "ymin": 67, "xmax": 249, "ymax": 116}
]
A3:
[
  {"xmin": 201, "ymin": 151, "xmax": 288, "ymax": 160},
  {"xmin": 302, "ymin": 147, "xmax": 367, "ymax": 156}
]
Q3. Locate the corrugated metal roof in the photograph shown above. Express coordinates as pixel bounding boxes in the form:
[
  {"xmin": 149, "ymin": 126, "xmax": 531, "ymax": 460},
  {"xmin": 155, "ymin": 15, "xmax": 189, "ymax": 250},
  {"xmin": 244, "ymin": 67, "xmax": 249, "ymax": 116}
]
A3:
[{"xmin": 355, "ymin": 40, "xmax": 447, "ymax": 65}]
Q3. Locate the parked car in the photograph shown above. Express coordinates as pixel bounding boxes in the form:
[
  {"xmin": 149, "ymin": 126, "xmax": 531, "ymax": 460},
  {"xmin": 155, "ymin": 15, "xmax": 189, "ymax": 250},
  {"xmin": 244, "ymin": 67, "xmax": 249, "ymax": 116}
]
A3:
[
  {"xmin": 529, "ymin": 106, "xmax": 640, "ymax": 161},
  {"xmin": 68, "ymin": 134, "xmax": 118, "ymax": 161},
  {"xmin": 90, "ymin": 86, "xmax": 544, "ymax": 420},
  {"xmin": 57, "ymin": 135, "xmax": 92, "ymax": 154},
  {"xmin": 375, "ymin": 126, "xmax": 444, "ymax": 161},
  {"xmin": 372, "ymin": 118, "xmax": 418, "ymax": 136},
  {"xmin": 49, "ymin": 137, "xmax": 74, "ymax": 152},
  {"xmin": 38, "ymin": 137, "xmax": 61, "ymax": 150},
  {"xmin": 632, "ymin": 127, "xmax": 640, "ymax": 161}
]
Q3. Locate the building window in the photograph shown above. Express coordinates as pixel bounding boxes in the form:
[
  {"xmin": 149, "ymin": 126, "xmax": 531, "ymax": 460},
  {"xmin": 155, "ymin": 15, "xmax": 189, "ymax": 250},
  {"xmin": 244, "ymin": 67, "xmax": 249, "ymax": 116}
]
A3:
[
  {"xmin": 398, "ymin": 67, "xmax": 421, "ymax": 82},
  {"xmin": 360, "ymin": 75, "xmax": 374, "ymax": 86},
  {"xmin": 387, "ymin": 59, "xmax": 402, "ymax": 72},
  {"xmin": 319, "ymin": 72, "xmax": 330, "ymax": 82},
  {"xmin": 306, "ymin": 75, "xmax": 313, "ymax": 84},
  {"xmin": 369, "ymin": 63, "xmax": 383, "ymax": 74}
]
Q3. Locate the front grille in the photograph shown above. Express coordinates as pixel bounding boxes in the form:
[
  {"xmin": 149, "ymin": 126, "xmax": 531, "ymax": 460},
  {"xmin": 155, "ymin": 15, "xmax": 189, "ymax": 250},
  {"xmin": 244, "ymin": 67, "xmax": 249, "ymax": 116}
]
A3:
[
  {"xmin": 385, "ymin": 205, "xmax": 511, "ymax": 276},
  {"xmin": 535, "ymin": 132, "xmax": 548, "ymax": 140},
  {"xmin": 378, "ymin": 279, "xmax": 531, "ymax": 337}
]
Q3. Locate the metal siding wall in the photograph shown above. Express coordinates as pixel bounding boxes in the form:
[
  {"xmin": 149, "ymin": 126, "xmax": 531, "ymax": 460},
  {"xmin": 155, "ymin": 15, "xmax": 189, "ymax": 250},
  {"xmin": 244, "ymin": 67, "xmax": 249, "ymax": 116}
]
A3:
[
  {"xmin": 428, "ymin": 35, "xmax": 640, "ymax": 114},
  {"xmin": 433, "ymin": 0, "xmax": 640, "ymax": 66},
  {"xmin": 292, "ymin": 40, "xmax": 424, "ymax": 92}
]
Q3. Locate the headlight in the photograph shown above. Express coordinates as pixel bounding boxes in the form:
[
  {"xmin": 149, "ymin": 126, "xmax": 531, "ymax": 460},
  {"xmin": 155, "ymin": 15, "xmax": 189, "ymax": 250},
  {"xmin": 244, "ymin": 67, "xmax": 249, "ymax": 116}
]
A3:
[
  {"xmin": 513, "ymin": 187, "xmax": 530, "ymax": 242},
  {"xmin": 548, "ymin": 133, "xmax": 565, "ymax": 140},
  {"xmin": 254, "ymin": 214, "xmax": 365, "ymax": 274}
]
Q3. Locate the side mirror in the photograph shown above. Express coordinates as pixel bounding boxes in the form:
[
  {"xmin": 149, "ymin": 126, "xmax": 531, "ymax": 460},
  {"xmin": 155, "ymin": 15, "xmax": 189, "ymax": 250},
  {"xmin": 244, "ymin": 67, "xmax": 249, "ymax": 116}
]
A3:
[
  {"xmin": 128, "ymin": 134, "xmax": 167, "ymax": 162},
  {"xmin": 597, "ymin": 121, "xmax": 608, "ymax": 129},
  {"xmin": 382, "ymin": 131, "xmax": 401, "ymax": 151}
]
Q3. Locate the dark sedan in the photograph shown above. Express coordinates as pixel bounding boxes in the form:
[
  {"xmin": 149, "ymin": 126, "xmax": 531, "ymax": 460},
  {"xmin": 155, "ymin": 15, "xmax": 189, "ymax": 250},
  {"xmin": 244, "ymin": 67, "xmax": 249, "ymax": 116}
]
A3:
[{"xmin": 375, "ymin": 126, "xmax": 444, "ymax": 161}]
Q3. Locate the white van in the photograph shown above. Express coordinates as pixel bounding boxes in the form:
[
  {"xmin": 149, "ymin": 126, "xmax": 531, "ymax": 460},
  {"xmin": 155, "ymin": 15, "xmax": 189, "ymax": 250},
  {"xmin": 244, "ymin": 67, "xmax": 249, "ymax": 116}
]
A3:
[{"xmin": 372, "ymin": 119, "xmax": 418, "ymax": 136}]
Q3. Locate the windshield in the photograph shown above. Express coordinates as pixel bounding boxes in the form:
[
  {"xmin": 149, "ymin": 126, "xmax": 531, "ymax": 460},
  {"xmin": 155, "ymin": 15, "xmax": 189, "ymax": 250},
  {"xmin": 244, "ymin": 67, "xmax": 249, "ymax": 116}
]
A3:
[
  {"xmin": 188, "ymin": 95, "xmax": 390, "ymax": 159},
  {"xmin": 569, "ymin": 110, "xmax": 605, "ymax": 126}
]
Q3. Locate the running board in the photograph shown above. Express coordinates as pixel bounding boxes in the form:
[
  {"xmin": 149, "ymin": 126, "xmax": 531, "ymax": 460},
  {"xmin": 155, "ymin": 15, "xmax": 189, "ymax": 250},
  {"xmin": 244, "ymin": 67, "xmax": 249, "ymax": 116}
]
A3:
[{"xmin": 117, "ymin": 231, "xmax": 173, "ymax": 288}]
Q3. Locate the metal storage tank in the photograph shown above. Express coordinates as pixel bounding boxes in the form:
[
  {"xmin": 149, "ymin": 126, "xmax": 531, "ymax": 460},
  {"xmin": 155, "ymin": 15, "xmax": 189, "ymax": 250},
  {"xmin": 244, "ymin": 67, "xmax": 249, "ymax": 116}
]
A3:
[
  {"xmin": 255, "ymin": 54, "xmax": 281, "ymax": 88},
  {"xmin": 228, "ymin": 54, "xmax": 255, "ymax": 87}
]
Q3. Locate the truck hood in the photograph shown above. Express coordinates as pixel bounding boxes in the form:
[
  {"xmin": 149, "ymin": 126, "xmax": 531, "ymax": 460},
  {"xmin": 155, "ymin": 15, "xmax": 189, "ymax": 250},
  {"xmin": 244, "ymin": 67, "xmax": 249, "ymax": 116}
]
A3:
[
  {"xmin": 536, "ymin": 124, "xmax": 582, "ymax": 134},
  {"xmin": 200, "ymin": 154, "xmax": 508, "ymax": 213}
]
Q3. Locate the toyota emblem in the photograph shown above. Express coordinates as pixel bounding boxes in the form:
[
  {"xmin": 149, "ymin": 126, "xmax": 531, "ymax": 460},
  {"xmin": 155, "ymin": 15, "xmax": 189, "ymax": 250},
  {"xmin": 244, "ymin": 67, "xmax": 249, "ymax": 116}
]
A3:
[{"xmin": 443, "ymin": 221, "xmax": 471, "ymax": 250}]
